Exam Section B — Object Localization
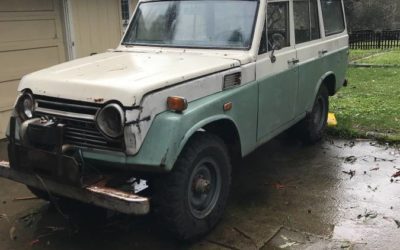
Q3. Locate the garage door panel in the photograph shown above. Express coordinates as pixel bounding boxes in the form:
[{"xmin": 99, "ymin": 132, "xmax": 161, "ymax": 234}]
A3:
[
  {"xmin": 0, "ymin": 80, "xmax": 18, "ymax": 111},
  {"xmin": 0, "ymin": 19, "xmax": 57, "ymax": 43},
  {"xmin": 0, "ymin": 47, "xmax": 60, "ymax": 83},
  {"xmin": 0, "ymin": 39, "xmax": 61, "ymax": 52},
  {"xmin": 0, "ymin": 0, "xmax": 65, "ymax": 138},
  {"xmin": 0, "ymin": 0, "xmax": 53, "ymax": 12},
  {"xmin": 0, "ymin": 12, "xmax": 57, "ymax": 21},
  {"xmin": 70, "ymin": 0, "xmax": 122, "ymax": 58}
]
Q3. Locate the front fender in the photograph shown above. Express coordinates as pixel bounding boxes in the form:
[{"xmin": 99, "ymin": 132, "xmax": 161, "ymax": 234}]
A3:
[
  {"xmin": 176, "ymin": 114, "xmax": 239, "ymax": 161},
  {"xmin": 125, "ymin": 81, "xmax": 258, "ymax": 171}
]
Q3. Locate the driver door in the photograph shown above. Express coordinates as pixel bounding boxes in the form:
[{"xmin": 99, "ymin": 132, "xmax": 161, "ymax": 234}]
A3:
[{"xmin": 256, "ymin": 0, "xmax": 299, "ymax": 141}]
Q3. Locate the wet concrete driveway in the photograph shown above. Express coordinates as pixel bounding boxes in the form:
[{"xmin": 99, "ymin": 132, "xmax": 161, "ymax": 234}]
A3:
[{"xmin": 0, "ymin": 137, "xmax": 399, "ymax": 250}]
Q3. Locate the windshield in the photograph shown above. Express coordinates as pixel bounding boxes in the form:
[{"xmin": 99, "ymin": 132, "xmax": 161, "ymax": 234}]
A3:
[{"xmin": 122, "ymin": 0, "xmax": 259, "ymax": 49}]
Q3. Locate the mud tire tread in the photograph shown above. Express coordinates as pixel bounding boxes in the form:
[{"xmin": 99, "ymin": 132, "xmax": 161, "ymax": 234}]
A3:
[
  {"xmin": 298, "ymin": 84, "xmax": 329, "ymax": 144},
  {"xmin": 152, "ymin": 133, "xmax": 231, "ymax": 241}
]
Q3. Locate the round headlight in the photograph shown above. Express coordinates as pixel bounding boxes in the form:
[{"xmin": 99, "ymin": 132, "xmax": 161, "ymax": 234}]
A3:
[
  {"xmin": 16, "ymin": 92, "xmax": 35, "ymax": 121},
  {"xmin": 96, "ymin": 103, "xmax": 125, "ymax": 139}
]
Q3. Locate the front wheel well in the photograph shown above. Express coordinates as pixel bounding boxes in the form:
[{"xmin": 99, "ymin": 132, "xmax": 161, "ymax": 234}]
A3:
[
  {"xmin": 322, "ymin": 74, "xmax": 336, "ymax": 96},
  {"xmin": 201, "ymin": 119, "xmax": 242, "ymax": 163}
]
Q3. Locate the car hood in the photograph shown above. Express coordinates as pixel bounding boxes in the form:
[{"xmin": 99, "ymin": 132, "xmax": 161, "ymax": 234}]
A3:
[{"xmin": 19, "ymin": 51, "xmax": 242, "ymax": 106}]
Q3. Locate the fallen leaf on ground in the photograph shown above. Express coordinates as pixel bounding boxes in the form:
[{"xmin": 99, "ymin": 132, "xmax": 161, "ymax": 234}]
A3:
[
  {"xmin": 45, "ymin": 226, "xmax": 65, "ymax": 232},
  {"xmin": 365, "ymin": 211, "xmax": 378, "ymax": 219},
  {"xmin": 367, "ymin": 185, "xmax": 378, "ymax": 192},
  {"xmin": 13, "ymin": 196, "xmax": 38, "ymax": 201},
  {"xmin": 280, "ymin": 235, "xmax": 289, "ymax": 241},
  {"xmin": 374, "ymin": 157, "xmax": 395, "ymax": 162},
  {"xmin": 383, "ymin": 216, "xmax": 392, "ymax": 221},
  {"xmin": 9, "ymin": 226, "xmax": 17, "ymax": 240},
  {"xmin": 392, "ymin": 171, "xmax": 400, "ymax": 178},
  {"xmin": 370, "ymin": 167, "xmax": 380, "ymax": 171},
  {"xmin": 344, "ymin": 156, "xmax": 357, "ymax": 164},
  {"xmin": 344, "ymin": 141, "xmax": 355, "ymax": 148},
  {"xmin": 0, "ymin": 214, "xmax": 10, "ymax": 223},
  {"xmin": 274, "ymin": 183, "xmax": 286, "ymax": 190},
  {"xmin": 29, "ymin": 239, "xmax": 40, "ymax": 246},
  {"xmin": 395, "ymin": 220, "xmax": 400, "ymax": 228},
  {"xmin": 342, "ymin": 170, "xmax": 356, "ymax": 179},
  {"xmin": 279, "ymin": 241, "xmax": 299, "ymax": 249},
  {"xmin": 358, "ymin": 210, "xmax": 378, "ymax": 220},
  {"xmin": 341, "ymin": 241, "xmax": 351, "ymax": 249}
]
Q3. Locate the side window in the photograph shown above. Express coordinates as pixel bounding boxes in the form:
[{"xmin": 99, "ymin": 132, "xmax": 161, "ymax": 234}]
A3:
[
  {"xmin": 320, "ymin": 0, "xmax": 345, "ymax": 36},
  {"xmin": 293, "ymin": 0, "xmax": 320, "ymax": 44},
  {"xmin": 267, "ymin": 2, "xmax": 290, "ymax": 51},
  {"xmin": 259, "ymin": 21, "xmax": 267, "ymax": 54}
]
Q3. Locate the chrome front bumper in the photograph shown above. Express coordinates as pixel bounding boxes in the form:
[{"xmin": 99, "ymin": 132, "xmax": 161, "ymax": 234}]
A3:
[{"xmin": 0, "ymin": 160, "xmax": 150, "ymax": 215}]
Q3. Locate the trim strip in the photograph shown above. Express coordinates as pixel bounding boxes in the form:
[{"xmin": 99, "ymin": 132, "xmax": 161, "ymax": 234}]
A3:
[{"xmin": 35, "ymin": 107, "xmax": 95, "ymax": 120}]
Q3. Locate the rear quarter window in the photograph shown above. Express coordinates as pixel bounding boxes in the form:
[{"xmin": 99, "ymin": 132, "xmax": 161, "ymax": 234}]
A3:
[{"xmin": 320, "ymin": 0, "xmax": 345, "ymax": 36}]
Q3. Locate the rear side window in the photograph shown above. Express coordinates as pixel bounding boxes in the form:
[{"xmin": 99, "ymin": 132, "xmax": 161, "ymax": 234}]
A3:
[
  {"xmin": 294, "ymin": 0, "xmax": 320, "ymax": 44},
  {"xmin": 320, "ymin": 0, "xmax": 345, "ymax": 36}
]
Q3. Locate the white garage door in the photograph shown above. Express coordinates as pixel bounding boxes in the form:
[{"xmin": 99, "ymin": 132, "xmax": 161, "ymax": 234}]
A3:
[
  {"xmin": 0, "ymin": 0, "xmax": 66, "ymax": 138},
  {"xmin": 67, "ymin": 0, "xmax": 122, "ymax": 58}
]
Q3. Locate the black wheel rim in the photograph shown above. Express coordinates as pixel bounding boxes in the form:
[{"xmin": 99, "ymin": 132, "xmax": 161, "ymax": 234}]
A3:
[
  {"xmin": 313, "ymin": 95, "xmax": 327, "ymax": 131},
  {"xmin": 188, "ymin": 157, "xmax": 221, "ymax": 219}
]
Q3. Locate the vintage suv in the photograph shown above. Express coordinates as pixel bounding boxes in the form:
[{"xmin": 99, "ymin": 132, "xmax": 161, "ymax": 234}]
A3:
[{"xmin": 0, "ymin": 0, "xmax": 348, "ymax": 240}]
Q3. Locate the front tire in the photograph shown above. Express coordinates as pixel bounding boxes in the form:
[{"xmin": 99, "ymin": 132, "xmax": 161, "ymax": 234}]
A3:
[
  {"xmin": 26, "ymin": 185, "xmax": 50, "ymax": 201},
  {"xmin": 153, "ymin": 133, "xmax": 232, "ymax": 241},
  {"xmin": 298, "ymin": 84, "xmax": 329, "ymax": 144}
]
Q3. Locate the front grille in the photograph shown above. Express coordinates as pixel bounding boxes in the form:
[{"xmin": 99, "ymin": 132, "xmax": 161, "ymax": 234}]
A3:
[{"xmin": 33, "ymin": 95, "xmax": 124, "ymax": 151}]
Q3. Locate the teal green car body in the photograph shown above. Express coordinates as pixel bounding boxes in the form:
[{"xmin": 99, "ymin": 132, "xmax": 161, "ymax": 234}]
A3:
[
  {"xmin": 1, "ymin": 0, "xmax": 350, "ymax": 223},
  {"xmin": 82, "ymin": 47, "xmax": 348, "ymax": 172}
]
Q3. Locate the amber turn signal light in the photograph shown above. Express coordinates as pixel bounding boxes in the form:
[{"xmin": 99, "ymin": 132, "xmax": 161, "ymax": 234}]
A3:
[
  {"xmin": 223, "ymin": 102, "xmax": 233, "ymax": 111},
  {"xmin": 167, "ymin": 96, "xmax": 188, "ymax": 112}
]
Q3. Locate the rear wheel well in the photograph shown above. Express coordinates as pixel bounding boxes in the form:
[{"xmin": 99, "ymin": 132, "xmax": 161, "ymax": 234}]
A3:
[
  {"xmin": 202, "ymin": 119, "xmax": 242, "ymax": 163},
  {"xmin": 323, "ymin": 74, "xmax": 336, "ymax": 96}
]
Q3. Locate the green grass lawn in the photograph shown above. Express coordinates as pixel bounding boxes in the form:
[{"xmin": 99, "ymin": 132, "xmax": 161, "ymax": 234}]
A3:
[
  {"xmin": 349, "ymin": 49, "xmax": 382, "ymax": 62},
  {"xmin": 355, "ymin": 50, "xmax": 400, "ymax": 65},
  {"xmin": 330, "ymin": 51, "xmax": 400, "ymax": 142}
]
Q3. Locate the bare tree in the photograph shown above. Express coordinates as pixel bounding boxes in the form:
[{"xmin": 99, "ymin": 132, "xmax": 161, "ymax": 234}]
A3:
[{"xmin": 344, "ymin": 0, "xmax": 400, "ymax": 31}]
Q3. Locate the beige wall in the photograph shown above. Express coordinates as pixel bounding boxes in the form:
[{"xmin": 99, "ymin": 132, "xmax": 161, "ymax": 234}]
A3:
[
  {"xmin": 0, "ymin": 0, "xmax": 66, "ymax": 138},
  {"xmin": 130, "ymin": 0, "xmax": 139, "ymax": 14},
  {"xmin": 68, "ymin": 0, "xmax": 122, "ymax": 58},
  {"xmin": 0, "ymin": 0, "xmax": 125, "ymax": 139}
]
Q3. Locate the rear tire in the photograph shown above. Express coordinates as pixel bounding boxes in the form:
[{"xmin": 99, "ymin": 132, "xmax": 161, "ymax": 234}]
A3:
[
  {"xmin": 297, "ymin": 84, "xmax": 329, "ymax": 144},
  {"xmin": 153, "ymin": 133, "xmax": 231, "ymax": 241}
]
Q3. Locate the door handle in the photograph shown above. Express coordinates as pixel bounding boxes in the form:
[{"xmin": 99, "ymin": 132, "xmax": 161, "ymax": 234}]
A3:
[
  {"xmin": 288, "ymin": 58, "xmax": 299, "ymax": 65},
  {"xmin": 319, "ymin": 49, "xmax": 328, "ymax": 55}
]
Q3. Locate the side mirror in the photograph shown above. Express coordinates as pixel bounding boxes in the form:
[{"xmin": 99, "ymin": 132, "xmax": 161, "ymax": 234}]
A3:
[{"xmin": 269, "ymin": 33, "xmax": 285, "ymax": 63}]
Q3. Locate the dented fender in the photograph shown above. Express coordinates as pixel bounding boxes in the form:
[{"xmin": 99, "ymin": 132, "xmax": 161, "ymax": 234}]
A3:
[
  {"xmin": 125, "ymin": 106, "xmax": 238, "ymax": 171},
  {"xmin": 123, "ymin": 81, "xmax": 259, "ymax": 171},
  {"xmin": 82, "ymin": 81, "xmax": 258, "ymax": 172}
]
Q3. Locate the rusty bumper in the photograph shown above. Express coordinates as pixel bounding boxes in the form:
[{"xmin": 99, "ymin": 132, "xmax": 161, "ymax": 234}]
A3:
[{"xmin": 0, "ymin": 160, "xmax": 150, "ymax": 215}]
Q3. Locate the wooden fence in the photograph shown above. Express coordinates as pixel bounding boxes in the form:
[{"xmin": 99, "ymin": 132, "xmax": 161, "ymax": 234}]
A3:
[{"xmin": 349, "ymin": 30, "xmax": 400, "ymax": 50}]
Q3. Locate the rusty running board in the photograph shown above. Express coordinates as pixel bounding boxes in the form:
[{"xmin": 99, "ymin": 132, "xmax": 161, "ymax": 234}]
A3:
[{"xmin": 0, "ymin": 161, "xmax": 149, "ymax": 215}]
